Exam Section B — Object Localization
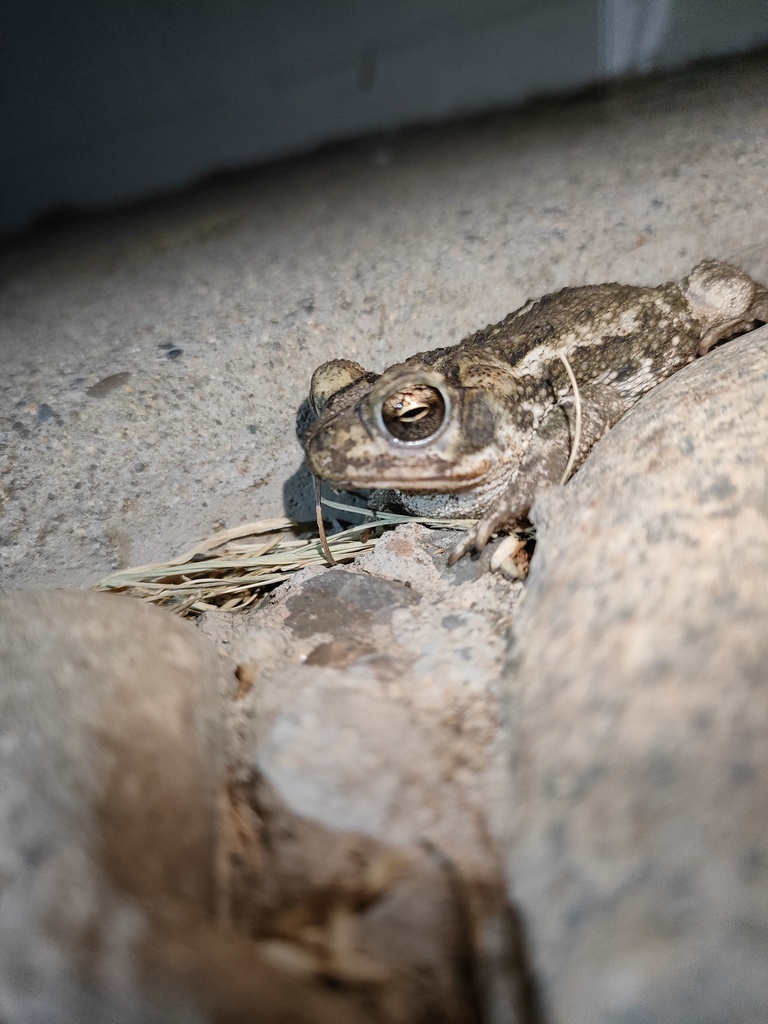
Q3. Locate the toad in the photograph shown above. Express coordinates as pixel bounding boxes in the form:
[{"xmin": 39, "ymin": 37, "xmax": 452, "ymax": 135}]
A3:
[{"xmin": 305, "ymin": 261, "xmax": 768, "ymax": 563}]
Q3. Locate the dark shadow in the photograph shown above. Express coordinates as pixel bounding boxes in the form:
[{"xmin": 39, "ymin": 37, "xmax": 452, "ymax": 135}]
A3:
[
  {"xmin": 504, "ymin": 900, "xmax": 546, "ymax": 1024},
  {"xmin": 282, "ymin": 396, "xmax": 369, "ymax": 524},
  {"xmin": 281, "ymin": 397, "xmax": 319, "ymax": 522}
]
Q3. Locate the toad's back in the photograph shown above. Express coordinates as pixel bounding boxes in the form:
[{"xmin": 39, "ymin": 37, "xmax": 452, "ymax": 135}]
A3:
[{"xmin": 409, "ymin": 280, "xmax": 699, "ymax": 405}]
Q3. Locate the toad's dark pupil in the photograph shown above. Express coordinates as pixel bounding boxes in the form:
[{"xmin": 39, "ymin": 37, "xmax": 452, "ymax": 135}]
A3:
[{"xmin": 380, "ymin": 385, "xmax": 446, "ymax": 442}]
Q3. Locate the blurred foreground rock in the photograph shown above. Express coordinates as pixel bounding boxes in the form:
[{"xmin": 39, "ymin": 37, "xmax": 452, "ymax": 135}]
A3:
[
  {"xmin": 216, "ymin": 528, "xmax": 524, "ymax": 1023},
  {"xmin": 507, "ymin": 326, "xmax": 768, "ymax": 1023},
  {"xmin": 0, "ymin": 562, "xmax": 522, "ymax": 1023},
  {"xmin": 0, "ymin": 593, "xmax": 396, "ymax": 1023}
]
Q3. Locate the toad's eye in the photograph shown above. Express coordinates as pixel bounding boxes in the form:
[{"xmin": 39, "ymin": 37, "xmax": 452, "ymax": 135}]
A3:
[{"xmin": 377, "ymin": 384, "xmax": 448, "ymax": 443}]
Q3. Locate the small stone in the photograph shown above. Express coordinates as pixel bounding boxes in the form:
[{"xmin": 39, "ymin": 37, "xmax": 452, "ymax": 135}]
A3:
[
  {"xmin": 35, "ymin": 404, "xmax": 56, "ymax": 423},
  {"xmin": 86, "ymin": 372, "xmax": 132, "ymax": 398}
]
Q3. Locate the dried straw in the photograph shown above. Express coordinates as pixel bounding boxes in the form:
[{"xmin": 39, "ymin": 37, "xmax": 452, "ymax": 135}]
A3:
[{"xmin": 92, "ymin": 499, "xmax": 475, "ymax": 617}]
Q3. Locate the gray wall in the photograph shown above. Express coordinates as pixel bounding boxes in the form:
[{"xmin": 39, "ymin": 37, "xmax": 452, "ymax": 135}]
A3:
[{"xmin": 2, "ymin": 0, "xmax": 768, "ymax": 237}]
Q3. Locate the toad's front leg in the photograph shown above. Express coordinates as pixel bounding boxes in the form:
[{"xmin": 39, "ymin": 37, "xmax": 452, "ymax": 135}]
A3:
[{"xmin": 448, "ymin": 384, "xmax": 627, "ymax": 564}]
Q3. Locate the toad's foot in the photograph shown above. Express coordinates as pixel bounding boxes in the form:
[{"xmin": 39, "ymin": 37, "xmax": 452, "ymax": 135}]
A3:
[
  {"xmin": 447, "ymin": 504, "xmax": 529, "ymax": 566},
  {"xmin": 490, "ymin": 533, "xmax": 531, "ymax": 579}
]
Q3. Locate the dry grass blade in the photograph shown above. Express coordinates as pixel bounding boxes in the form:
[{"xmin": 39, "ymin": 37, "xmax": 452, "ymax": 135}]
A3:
[
  {"xmin": 92, "ymin": 501, "xmax": 477, "ymax": 617},
  {"xmin": 556, "ymin": 350, "xmax": 582, "ymax": 485}
]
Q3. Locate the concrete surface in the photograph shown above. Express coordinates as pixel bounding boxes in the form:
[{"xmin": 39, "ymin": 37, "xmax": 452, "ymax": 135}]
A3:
[
  {"xmin": 4, "ymin": 2, "xmax": 768, "ymax": 236},
  {"xmin": 1, "ymin": 51, "xmax": 768, "ymax": 589}
]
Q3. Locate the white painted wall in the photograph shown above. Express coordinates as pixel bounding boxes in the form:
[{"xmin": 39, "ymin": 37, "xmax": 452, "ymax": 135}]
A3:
[{"xmin": 1, "ymin": 0, "xmax": 766, "ymax": 236}]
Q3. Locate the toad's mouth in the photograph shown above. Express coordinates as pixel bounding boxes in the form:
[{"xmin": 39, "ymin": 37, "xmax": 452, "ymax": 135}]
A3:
[
  {"xmin": 317, "ymin": 459, "xmax": 495, "ymax": 494},
  {"xmin": 305, "ymin": 407, "xmax": 497, "ymax": 492}
]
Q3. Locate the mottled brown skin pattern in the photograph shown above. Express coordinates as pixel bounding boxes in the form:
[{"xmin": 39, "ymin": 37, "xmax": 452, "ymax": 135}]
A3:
[{"xmin": 305, "ymin": 261, "xmax": 768, "ymax": 562}]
